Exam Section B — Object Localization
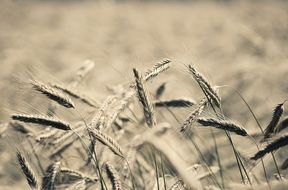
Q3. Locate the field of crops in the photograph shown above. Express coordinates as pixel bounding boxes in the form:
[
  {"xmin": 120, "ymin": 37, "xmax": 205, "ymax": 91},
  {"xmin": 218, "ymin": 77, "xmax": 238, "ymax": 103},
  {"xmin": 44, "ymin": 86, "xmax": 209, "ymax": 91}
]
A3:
[{"xmin": 0, "ymin": 1, "xmax": 288, "ymax": 189}]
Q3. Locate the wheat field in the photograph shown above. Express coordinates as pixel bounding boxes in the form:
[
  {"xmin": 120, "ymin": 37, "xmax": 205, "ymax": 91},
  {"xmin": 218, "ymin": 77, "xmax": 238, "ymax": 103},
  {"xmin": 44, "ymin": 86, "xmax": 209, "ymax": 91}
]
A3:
[{"xmin": 0, "ymin": 1, "xmax": 288, "ymax": 190}]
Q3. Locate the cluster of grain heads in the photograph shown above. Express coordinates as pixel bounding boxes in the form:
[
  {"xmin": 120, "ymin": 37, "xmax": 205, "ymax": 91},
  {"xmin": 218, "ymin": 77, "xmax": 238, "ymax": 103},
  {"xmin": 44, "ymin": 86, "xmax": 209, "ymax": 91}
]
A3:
[
  {"xmin": 251, "ymin": 134, "xmax": 288, "ymax": 160},
  {"xmin": 11, "ymin": 114, "xmax": 71, "ymax": 131},
  {"xmin": 10, "ymin": 58, "xmax": 288, "ymax": 189},
  {"xmin": 16, "ymin": 150, "xmax": 39, "ymax": 190},
  {"xmin": 197, "ymin": 117, "xmax": 248, "ymax": 136},
  {"xmin": 133, "ymin": 68, "xmax": 156, "ymax": 128},
  {"xmin": 30, "ymin": 79, "xmax": 75, "ymax": 109}
]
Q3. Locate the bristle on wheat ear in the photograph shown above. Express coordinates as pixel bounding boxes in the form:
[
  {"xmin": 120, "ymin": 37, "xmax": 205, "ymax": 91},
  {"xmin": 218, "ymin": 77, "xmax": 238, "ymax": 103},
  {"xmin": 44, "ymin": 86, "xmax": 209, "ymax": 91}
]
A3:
[
  {"xmin": 16, "ymin": 150, "xmax": 38, "ymax": 189},
  {"xmin": 11, "ymin": 114, "xmax": 71, "ymax": 131},
  {"xmin": 30, "ymin": 79, "xmax": 75, "ymax": 108}
]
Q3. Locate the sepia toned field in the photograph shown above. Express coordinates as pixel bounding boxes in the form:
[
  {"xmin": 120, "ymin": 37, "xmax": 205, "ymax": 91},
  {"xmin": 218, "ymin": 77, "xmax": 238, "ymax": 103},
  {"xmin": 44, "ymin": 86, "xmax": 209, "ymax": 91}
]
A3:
[{"xmin": 0, "ymin": 1, "xmax": 288, "ymax": 189}]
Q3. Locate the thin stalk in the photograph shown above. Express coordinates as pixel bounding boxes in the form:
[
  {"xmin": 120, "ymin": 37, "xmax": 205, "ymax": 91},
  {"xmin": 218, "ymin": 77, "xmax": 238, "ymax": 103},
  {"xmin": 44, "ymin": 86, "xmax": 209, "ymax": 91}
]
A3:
[
  {"xmin": 73, "ymin": 110, "xmax": 108, "ymax": 190},
  {"xmin": 152, "ymin": 150, "xmax": 160, "ymax": 190},
  {"xmin": 197, "ymin": 84, "xmax": 251, "ymax": 185},
  {"xmin": 160, "ymin": 154, "xmax": 167, "ymax": 190},
  {"xmin": 210, "ymin": 128, "xmax": 225, "ymax": 189},
  {"xmin": 124, "ymin": 159, "xmax": 136, "ymax": 190},
  {"xmin": 27, "ymin": 138, "xmax": 45, "ymax": 175},
  {"xmin": 219, "ymin": 85, "xmax": 281, "ymax": 180}
]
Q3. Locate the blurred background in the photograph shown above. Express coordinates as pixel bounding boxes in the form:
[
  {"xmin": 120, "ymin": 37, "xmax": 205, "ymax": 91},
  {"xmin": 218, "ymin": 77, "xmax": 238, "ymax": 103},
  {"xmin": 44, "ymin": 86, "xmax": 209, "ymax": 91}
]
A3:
[{"xmin": 1, "ymin": 0, "xmax": 288, "ymax": 189}]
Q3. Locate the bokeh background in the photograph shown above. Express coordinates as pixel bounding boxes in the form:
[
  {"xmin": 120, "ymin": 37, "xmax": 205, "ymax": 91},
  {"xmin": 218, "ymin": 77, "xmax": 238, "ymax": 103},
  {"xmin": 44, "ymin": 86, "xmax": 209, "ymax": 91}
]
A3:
[{"xmin": 1, "ymin": 0, "xmax": 288, "ymax": 189}]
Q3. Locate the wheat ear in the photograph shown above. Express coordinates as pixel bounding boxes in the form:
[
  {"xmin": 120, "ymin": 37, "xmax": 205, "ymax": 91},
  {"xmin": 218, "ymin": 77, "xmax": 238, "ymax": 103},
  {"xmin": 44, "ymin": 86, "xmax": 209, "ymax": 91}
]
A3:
[
  {"xmin": 188, "ymin": 65, "xmax": 221, "ymax": 108},
  {"xmin": 16, "ymin": 150, "xmax": 38, "ymax": 190},
  {"xmin": 88, "ymin": 128, "xmax": 124, "ymax": 158},
  {"xmin": 133, "ymin": 68, "xmax": 156, "ymax": 127},
  {"xmin": 41, "ymin": 161, "xmax": 61, "ymax": 190},
  {"xmin": 51, "ymin": 83, "xmax": 98, "ymax": 108},
  {"xmin": 281, "ymin": 158, "xmax": 288, "ymax": 170},
  {"xmin": 30, "ymin": 79, "xmax": 75, "ymax": 108},
  {"xmin": 251, "ymin": 134, "xmax": 288, "ymax": 160},
  {"xmin": 275, "ymin": 116, "xmax": 288, "ymax": 134},
  {"xmin": 70, "ymin": 59, "xmax": 95, "ymax": 88},
  {"xmin": 180, "ymin": 98, "xmax": 207, "ymax": 133},
  {"xmin": 197, "ymin": 117, "xmax": 248, "ymax": 136},
  {"xmin": 263, "ymin": 102, "xmax": 285, "ymax": 140},
  {"xmin": 60, "ymin": 167, "xmax": 98, "ymax": 183},
  {"xmin": 155, "ymin": 82, "xmax": 166, "ymax": 99},
  {"xmin": 144, "ymin": 59, "xmax": 171, "ymax": 82},
  {"xmin": 105, "ymin": 162, "xmax": 122, "ymax": 190},
  {"xmin": 154, "ymin": 98, "xmax": 196, "ymax": 108},
  {"xmin": 11, "ymin": 114, "xmax": 71, "ymax": 131}
]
